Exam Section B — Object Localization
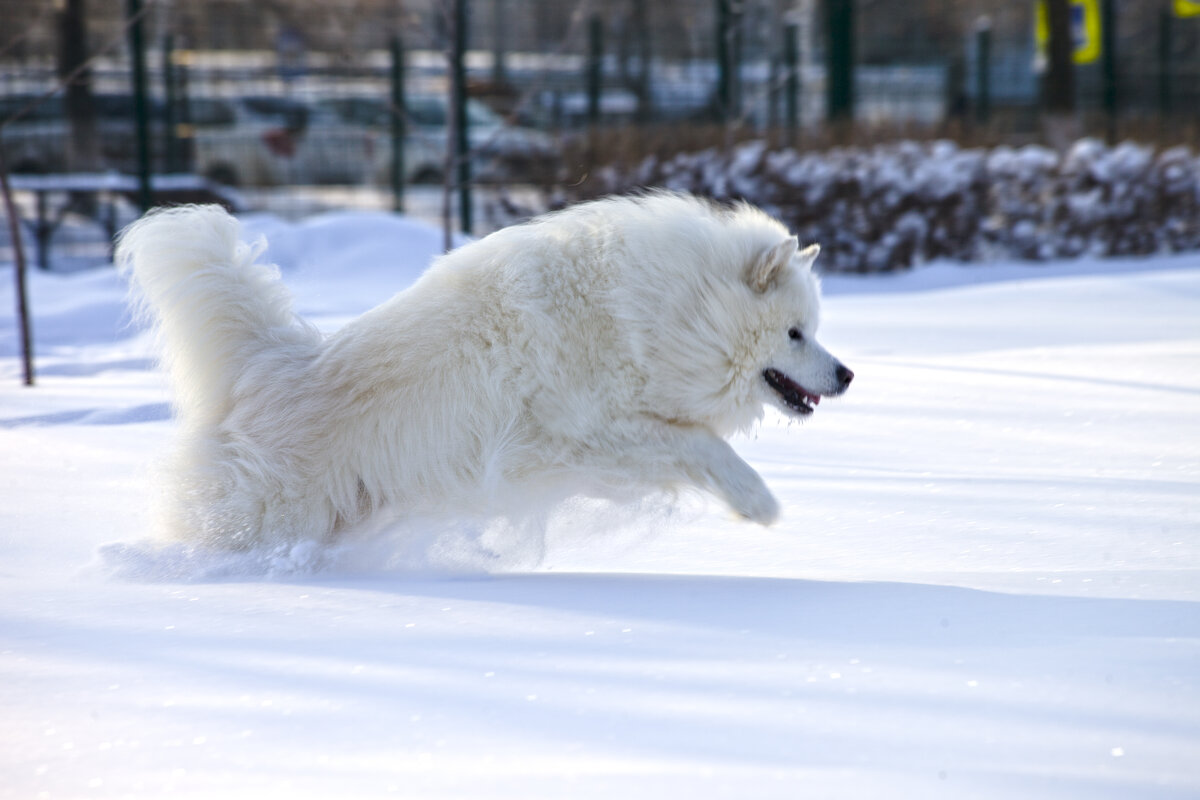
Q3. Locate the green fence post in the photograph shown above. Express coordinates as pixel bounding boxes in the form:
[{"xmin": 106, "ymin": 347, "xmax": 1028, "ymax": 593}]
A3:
[
  {"xmin": 173, "ymin": 48, "xmax": 193, "ymax": 173},
  {"xmin": 975, "ymin": 20, "xmax": 991, "ymax": 126},
  {"xmin": 715, "ymin": 0, "xmax": 742, "ymax": 123},
  {"xmin": 453, "ymin": 0, "xmax": 472, "ymax": 235},
  {"xmin": 163, "ymin": 34, "xmax": 180, "ymax": 173},
  {"xmin": 390, "ymin": 35, "xmax": 406, "ymax": 214},
  {"xmin": 784, "ymin": 22, "xmax": 800, "ymax": 141},
  {"xmin": 491, "ymin": 0, "xmax": 507, "ymax": 87},
  {"xmin": 126, "ymin": 0, "xmax": 152, "ymax": 211},
  {"xmin": 716, "ymin": 0, "xmax": 731, "ymax": 123},
  {"xmin": 587, "ymin": 15, "xmax": 603, "ymax": 130},
  {"xmin": 1158, "ymin": 7, "xmax": 1172, "ymax": 119},
  {"xmin": 826, "ymin": 0, "xmax": 854, "ymax": 123},
  {"xmin": 1100, "ymin": 0, "xmax": 1117, "ymax": 143},
  {"xmin": 585, "ymin": 14, "xmax": 603, "ymax": 169}
]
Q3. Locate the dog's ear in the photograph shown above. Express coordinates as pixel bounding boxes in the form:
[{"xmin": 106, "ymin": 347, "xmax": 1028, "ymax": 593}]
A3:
[
  {"xmin": 796, "ymin": 243, "xmax": 820, "ymax": 270},
  {"xmin": 746, "ymin": 236, "xmax": 799, "ymax": 293}
]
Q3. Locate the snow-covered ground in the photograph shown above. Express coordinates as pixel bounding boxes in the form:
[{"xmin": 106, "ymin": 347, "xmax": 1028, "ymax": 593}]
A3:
[{"xmin": 1, "ymin": 210, "xmax": 1198, "ymax": 799}]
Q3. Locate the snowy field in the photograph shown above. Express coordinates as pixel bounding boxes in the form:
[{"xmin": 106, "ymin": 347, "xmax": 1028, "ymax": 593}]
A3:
[{"xmin": 1, "ymin": 210, "xmax": 1198, "ymax": 798}]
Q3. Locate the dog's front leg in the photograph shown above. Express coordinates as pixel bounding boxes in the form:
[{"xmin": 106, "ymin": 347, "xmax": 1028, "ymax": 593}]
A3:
[
  {"xmin": 680, "ymin": 431, "xmax": 780, "ymax": 525},
  {"xmin": 598, "ymin": 424, "xmax": 779, "ymax": 525}
]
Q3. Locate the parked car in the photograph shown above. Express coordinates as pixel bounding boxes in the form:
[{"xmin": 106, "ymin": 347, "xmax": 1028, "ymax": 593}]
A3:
[
  {"xmin": 189, "ymin": 94, "xmax": 468, "ymax": 187},
  {"xmin": 0, "ymin": 92, "xmax": 166, "ymax": 174},
  {"xmin": 2, "ymin": 89, "xmax": 558, "ymax": 188},
  {"xmin": 189, "ymin": 95, "xmax": 379, "ymax": 186},
  {"xmin": 317, "ymin": 94, "xmax": 560, "ymax": 184}
]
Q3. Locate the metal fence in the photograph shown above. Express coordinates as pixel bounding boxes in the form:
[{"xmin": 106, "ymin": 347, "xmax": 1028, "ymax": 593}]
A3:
[{"xmin": 2, "ymin": 0, "xmax": 1199, "ymax": 269}]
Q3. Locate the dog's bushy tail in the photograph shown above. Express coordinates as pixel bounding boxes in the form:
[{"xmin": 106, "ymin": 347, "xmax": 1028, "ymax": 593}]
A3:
[{"xmin": 117, "ymin": 205, "xmax": 320, "ymax": 429}]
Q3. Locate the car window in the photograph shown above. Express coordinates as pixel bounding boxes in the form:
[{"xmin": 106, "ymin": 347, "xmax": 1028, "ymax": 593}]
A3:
[
  {"xmin": 188, "ymin": 98, "xmax": 236, "ymax": 126},
  {"xmin": 94, "ymin": 94, "xmax": 164, "ymax": 120},
  {"xmin": 466, "ymin": 100, "xmax": 503, "ymax": 127},
  {"xmin": 242, "ymin": 96, "xmax": 309, "ymax": 128},
  {"xmin": 407, "ymin": 99, "xmax": 446, "ymax": 126},
  {"xmin": 0, "ymin": 94, "xmax": 64, "ymax": 123}
]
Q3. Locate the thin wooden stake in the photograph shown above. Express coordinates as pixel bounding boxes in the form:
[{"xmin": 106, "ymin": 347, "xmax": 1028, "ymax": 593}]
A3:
[{"xmin": 0, "ymin": 147, "xmax": 34, "ymax": 386}]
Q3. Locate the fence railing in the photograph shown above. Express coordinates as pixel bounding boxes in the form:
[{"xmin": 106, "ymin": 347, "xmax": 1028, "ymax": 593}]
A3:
[{"xmin": 2, "ymin": 0, "xmax": 1199, "ymax": 247}]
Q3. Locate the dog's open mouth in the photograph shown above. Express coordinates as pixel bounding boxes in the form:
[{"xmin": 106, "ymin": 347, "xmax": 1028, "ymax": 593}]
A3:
[{"xmin": 763, "ymin": 368, "xmax": 821, "ymax": 416}]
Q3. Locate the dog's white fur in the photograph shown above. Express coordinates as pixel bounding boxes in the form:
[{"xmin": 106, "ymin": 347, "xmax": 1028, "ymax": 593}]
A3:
[{"xmin": 118, "ymin": 192, "xmax": 850, "ymax": 547}]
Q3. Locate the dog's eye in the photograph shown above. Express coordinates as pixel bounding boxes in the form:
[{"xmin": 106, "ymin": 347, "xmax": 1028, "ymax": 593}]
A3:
[{"xmin": 788, "ymin": 327, "xmax": 804, "ymax": 341}]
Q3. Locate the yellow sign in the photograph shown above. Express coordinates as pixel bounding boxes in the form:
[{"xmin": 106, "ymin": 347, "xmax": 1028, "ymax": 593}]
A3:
[
  {"xmin": 1035, "ymin": 0, "xmax": 1101, "ymax": 65},
  {"xmin": 1176, "ymin": 0, "xmax": 1200, "ymax": 18}
]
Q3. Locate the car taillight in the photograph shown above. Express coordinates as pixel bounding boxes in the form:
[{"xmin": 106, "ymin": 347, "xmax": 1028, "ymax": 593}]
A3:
[{"xmin": 261, "ymin": 128, "xmax": 296, "ymax": 158}]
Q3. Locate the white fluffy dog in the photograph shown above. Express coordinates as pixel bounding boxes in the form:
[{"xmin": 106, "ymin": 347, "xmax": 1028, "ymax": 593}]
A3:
[{"xmin": 118, "ymin": 192, "xmax": 852, "ymax": 548}]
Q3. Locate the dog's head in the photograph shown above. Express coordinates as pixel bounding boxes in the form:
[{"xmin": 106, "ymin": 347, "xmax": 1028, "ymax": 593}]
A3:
[
  {"xmin": 746, "ymin": 237, "xmax": 853, "ymax": 419},
  {"xmin": 623, "ymin": 193, "xmax": 851, "ymax": 434}
]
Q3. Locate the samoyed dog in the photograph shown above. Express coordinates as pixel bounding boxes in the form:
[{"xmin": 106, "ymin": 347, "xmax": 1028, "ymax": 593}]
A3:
[{"xmin": 118, "ymin": 192, "xmax": 852, "ymax": 548}]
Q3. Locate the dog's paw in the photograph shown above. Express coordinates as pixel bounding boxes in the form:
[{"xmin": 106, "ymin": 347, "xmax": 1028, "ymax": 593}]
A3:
[
  {"xmin": 684, "ymin": 433, "xmax": 780, "ymax": 525},
  {"xmin": 716, "ymin": 468, "xmax": 779, "ymax": 526},
  {"xmin": 735, "ymin": 487, "xmax": 780, "ymax": 526}
]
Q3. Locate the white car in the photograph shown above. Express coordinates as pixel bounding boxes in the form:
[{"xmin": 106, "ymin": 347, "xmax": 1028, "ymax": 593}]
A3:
[
  {"xmin": 191, "ymin": 95, "xmax": 379, "ymax": 187},
  {"xmin": 1, "ymin": 93, "xmax": 167, "ymax": 174},
  {"xmin": 318, "ymin": 95, "xmax": 559, "ymax": 184}
]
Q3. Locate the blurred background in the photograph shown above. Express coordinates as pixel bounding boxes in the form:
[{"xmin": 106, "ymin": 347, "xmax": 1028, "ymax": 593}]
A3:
[{"xmin": 2, "ymin": 0, "xmax": 1199, "ymax": 272}]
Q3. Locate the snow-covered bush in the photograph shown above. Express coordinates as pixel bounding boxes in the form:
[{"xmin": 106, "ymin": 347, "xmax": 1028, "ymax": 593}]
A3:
[{"xmin": 572, "ymin": 138, "xmax": 1200, "ymax": 272}]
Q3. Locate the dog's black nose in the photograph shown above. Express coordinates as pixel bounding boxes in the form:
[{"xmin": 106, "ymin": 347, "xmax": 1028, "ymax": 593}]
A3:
[{"xmin": 836, "ymin": 364, "xmax": 854, "ymax": 391}]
